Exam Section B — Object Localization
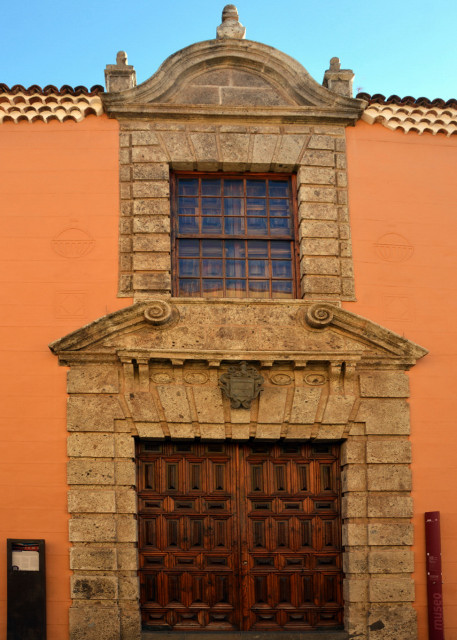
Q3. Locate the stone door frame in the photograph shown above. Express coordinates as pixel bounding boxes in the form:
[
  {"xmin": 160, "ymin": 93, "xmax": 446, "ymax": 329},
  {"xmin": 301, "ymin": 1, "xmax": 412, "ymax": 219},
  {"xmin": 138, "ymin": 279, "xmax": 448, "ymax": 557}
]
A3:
[{"xmin": 51, "ymin": 300, "xmax": 425, "ymax": 640}]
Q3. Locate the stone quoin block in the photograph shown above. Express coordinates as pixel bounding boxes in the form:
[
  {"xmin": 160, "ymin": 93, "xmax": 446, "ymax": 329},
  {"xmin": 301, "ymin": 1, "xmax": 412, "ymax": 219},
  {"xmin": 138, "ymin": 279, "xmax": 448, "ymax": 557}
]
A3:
[
  {"xmin": 67, "ymin": 365, "xmax": 120, "ymax": 394},
  {"xmin": 67, "ymin": 396, "xmax": 124, "ymax": 432},
  {"xmin": 70, "ymin": 547, "xmax": 117, "ymax": 571},
  {"xmin": 71, "ymin": 575, "xmax": 118, "ymax": 600},
  {"xmin": 68, "ymin": 490, "xmax": 116, "ymax": 513},
  {"xmin": 369, "ymin": 577, "xmax": 415, "ymax": 603},
  {"xmin": 368, "ymin": 549, "xmax": 414, "ymax": 574},
  {"xmin": 69, "ymin": 605, "xmax": 120, "ymax": 640},
  {"xmin": 367, "ymin": 465, "xmax": 412, "ymax": 491},
  {"xmin": 69, "ymin": 516, "xmax": 117, "ymax": 542}
]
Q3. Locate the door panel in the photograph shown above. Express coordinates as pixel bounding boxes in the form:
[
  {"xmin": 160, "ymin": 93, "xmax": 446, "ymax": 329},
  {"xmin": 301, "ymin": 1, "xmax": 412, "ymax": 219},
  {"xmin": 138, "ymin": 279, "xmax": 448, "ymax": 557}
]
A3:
[{"xmin": 137, "ymin": 441, "xmax": 343, "ymax": 631}]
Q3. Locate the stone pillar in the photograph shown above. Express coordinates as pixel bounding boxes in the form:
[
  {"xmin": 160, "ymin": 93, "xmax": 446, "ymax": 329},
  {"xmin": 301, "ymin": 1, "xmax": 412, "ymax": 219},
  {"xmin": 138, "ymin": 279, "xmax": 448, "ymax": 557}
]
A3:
[
  {"xmin": 342, "ymin": 370, "xmax": 418, "ymax": 640},
  {"xmin": 297, "ymin": 127, "xmax": 354, "ymax": 301},
  {"xmin": 323, "ymin": 57, "xmax": 355, "ymax": 98},
  {"xmin": 105, "ymin": 51, "xmax": 137, "ymax": 93},
  {"xmin": 66, "ymin": 363, "xmax": 141, "ymax": 640}
]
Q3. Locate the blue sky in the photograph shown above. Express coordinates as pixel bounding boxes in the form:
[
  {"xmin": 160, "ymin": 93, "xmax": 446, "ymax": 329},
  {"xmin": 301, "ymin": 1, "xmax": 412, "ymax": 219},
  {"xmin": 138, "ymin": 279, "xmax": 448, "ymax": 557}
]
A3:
[{"xmin": 2, "ymin": 0, "xmax": 455, "ymax": 100}]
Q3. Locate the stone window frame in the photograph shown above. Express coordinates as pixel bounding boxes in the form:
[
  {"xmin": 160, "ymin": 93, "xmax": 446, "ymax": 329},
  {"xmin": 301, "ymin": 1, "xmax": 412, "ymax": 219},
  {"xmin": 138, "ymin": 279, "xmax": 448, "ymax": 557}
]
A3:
[
  {"xmin": 117, "ymin": 121, "xmax": 355, "ymax": 304},
  {"xmin": 170, "ymin": 170, "xmax": 300, "ymax": 299}
]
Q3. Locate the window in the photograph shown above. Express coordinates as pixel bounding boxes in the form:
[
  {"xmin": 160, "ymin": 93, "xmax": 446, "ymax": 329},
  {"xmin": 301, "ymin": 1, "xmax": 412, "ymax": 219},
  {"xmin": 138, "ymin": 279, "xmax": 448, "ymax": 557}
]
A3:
[{"xmin": 172, "ymin": 173, "xmax": 298, "ymax": 298}]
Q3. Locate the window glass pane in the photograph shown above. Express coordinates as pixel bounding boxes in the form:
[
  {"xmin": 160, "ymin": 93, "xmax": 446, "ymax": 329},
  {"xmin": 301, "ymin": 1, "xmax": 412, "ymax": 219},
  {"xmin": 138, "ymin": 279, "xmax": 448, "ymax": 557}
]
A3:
[
  {"xmin": 201, "ymin": 197, "xmax": 221, "ymax": 215},
  {"xmin": 247, "ymin": 241, "xmax": 268, "ymax": 258},
  {"xmin": 269, "ymin": 199, "xmax": 290, "ymax": 217},
  {"xmin": 247, "ymin": 198, "xmax": 266, "ymax": 216},
  {"xmin": 202, "ymin": 279, "xmax": 223, "ymax": 297},
  {"xmin": 179, "ymin": 258, "xmax": 200, "ymax": 276},
  {"xmin": 178, "ymin": 179, "xmax": 198, "ymax": 196},
  {"xmin": 269, "ymin": 181, "xmax": 290, "ymax": 198},
  {"xmin": 179, "ymin": 217, "xmax": 199, "ymax": 233},
  {"xmin": 175, "ymin": 174, "xmax": 295, "ymax": 301},
  {"xmin": 270, "ymin": 242, "xmax": 292, "ymax": 259},
  {"xmin": 202, "ymin": 179, "xmax": 221, "ymax": 196},
  {"xmin": 246, "ymin": 180, "xmax": 266, "ymax": 197},
  {"xmin": 270, "ymin": 218, "xmax": 291, "ymax": 234},
  {"xmin": 226, "ymin": 260, "xmax": 246, "ymax": 277},
  {"xmin": 201, "ymin": 217, "xmax": 222, "ymax": 234},
  {"xmin": 224, "ymin": 179, "xmax": 243, "ymax": 196},
  {"xmin": 226, "ymin": 279, "xmax": 246, "ymax": 297},
  {"xmin": 179, "ymin": 239, "xmax": 200, "ymax": 256},
  {"xmin": 202, "ymin": 259, "xmax": 223, "ymax": 277},
  {"xmin": 224, "ymin": 198, "xmax": 244, "ymax": 216},
  {"xmin": 248, "ymin": 280, "xmax": 269, "ymax": 297},
  {"xmin": 202, "ymin": 240, "xmax": 223, "ymax": 256},
  {"xmin": 247, "ymin": 218, "xmax": 268, "ymax": 235},
  {"xmin": 179, "ymin": 279, "xmax": 200, "ymax": 296},
  {"xmin": 272, "ymin": 260, "xmax": 292, "ymax": 278},
  {"xmin": 179, "ymin": 197, "xmax": 198, "ymax": 215},
  {"xmin": 248, "ymin": 259, "xmax": 268, "ymax": 277},
  {"xmin": 225, "ymin": 240, "xmax": 246, "ymax": 258},
  {"xmin": 224, "ymin": 217, "xmax": 244, "ymax": 235},
  {"xmin": 272, "ymin": 281, "xmax": 293, "ymax": 298}
]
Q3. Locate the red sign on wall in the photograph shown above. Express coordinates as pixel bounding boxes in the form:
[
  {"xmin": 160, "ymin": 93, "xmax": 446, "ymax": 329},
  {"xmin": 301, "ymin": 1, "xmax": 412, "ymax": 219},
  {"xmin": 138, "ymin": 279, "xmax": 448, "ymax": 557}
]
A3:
[{"xmin": 425, "ymin": 511, "xmax": 445, "ymax": 640}]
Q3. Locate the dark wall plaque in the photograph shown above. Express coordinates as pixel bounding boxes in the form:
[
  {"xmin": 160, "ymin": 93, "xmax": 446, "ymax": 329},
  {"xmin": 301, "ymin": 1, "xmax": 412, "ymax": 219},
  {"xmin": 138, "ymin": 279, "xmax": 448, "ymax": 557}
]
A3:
[{"xmin": 7, "ymin": 539, "xmax": 46, "ymax": 640}]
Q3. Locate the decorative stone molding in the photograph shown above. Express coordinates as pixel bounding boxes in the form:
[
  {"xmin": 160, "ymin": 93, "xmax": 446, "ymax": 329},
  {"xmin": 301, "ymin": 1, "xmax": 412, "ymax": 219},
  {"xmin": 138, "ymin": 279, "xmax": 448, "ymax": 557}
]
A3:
[
  {"xmin": 306, "ymin": 302, "xmax": 335, "ymax": 328},
  {"xmin": 143, "ymin": 299, "xmax": 177, "ymax": 326},
  {"xmin": 102, "ymin": 39, "xmax": 365, "ymax": 122},
  {"xmin": 219, "ymin": 361, "xmax": 264, "ymax": 409}
]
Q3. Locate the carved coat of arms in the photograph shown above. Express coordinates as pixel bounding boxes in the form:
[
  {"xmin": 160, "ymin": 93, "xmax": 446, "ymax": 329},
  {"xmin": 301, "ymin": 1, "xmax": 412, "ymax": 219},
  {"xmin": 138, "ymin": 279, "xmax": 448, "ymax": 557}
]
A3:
[{"xmin": 219, "ymin": 361, "xmax": 264, "ymax": 409}]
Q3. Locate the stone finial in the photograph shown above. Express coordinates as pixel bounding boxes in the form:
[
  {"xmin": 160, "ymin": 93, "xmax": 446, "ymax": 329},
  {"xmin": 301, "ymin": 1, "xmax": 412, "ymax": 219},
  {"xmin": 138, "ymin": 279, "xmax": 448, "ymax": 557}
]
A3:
[
  {"xmin": 104, "ymin": 50, "xmax": 137, "ymax": 93},
  {"xmin": 323, "ymin": 57, "xmax": 355, "ymax": 98},
  {"xmin": 216, "ymin": 4, "xmax": 246, "ymax": 40},
  {"xmin": 116, "ymin": 51, "xmax": 128, "ymax": 65}
]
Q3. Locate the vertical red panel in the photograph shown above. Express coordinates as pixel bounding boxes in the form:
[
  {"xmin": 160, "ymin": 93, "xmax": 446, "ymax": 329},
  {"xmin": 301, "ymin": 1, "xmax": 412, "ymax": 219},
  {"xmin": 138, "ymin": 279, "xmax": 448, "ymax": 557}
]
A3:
[{"xmin": 425, "ymin": 511, "xmax": 445, "ymax": 640}]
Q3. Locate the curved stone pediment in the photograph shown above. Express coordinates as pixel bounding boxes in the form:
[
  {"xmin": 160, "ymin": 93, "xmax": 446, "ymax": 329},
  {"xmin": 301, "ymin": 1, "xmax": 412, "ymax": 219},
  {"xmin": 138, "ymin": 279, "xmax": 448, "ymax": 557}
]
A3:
[
  {"xmin": 50, "ymin": 300, "xmax": 427, "ymax": 367},
  {"xmin": 102, "ymin": 40, "xmax": 366, "ymax": 123}
]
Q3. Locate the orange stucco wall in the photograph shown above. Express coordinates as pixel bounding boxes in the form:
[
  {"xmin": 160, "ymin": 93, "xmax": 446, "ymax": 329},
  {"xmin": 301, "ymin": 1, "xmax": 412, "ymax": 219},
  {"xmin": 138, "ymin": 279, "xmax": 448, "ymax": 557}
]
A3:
[
  {"xmin": 346, "ymin": 120, "xmax": 457, "ymax": 639},
  {"xmin": 2, "ymin": 113, "xmax": 456, "ymax": 639},
  {"xmin": 0, "ymin": 116, "xmax": 131, "ymax": 639}
]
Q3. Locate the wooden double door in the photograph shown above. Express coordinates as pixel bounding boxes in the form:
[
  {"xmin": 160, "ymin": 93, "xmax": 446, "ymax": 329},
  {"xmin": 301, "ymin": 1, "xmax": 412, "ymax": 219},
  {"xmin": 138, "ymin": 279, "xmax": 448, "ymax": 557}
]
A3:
[{"xmin": 137, "ymin": 441, "xmax": 343, "ymax": 631}]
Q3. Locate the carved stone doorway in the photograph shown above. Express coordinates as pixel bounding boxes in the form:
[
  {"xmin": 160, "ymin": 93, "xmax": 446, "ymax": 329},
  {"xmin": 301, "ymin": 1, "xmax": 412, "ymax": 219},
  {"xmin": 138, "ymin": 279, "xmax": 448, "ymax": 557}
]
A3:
[{"xmin": 137, "ymin": 440, "xmax": 343, "ymax": 632}]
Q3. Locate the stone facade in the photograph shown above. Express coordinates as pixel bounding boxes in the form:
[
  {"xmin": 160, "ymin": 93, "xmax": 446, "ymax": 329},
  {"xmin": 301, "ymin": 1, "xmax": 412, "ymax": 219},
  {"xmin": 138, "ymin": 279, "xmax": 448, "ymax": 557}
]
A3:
[{"xmin": 50, "ymin": 8, "xmax": 427, "ymax": 640}]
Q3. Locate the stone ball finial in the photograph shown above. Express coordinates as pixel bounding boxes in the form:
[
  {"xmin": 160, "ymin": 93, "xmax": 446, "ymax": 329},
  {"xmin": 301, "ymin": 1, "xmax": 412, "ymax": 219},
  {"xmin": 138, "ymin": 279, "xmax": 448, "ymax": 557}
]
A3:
[
  {"xmin": 217, "ymin": 4, "xmax": 246, "ymax": 39},
  {"xmin": 329, "ymin": 57, "xmax": 341, "ymax": 71},
  {"xmin": 116, "ymin": 51, "xmax": 128, "ymax": 66}
]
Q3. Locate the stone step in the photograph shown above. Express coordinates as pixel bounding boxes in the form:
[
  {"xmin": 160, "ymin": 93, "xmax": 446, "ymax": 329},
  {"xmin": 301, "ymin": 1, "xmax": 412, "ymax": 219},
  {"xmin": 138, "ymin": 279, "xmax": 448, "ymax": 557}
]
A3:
[{"xmin": 142, "ymin": 631, "xmax": 348, "ymax": 640}]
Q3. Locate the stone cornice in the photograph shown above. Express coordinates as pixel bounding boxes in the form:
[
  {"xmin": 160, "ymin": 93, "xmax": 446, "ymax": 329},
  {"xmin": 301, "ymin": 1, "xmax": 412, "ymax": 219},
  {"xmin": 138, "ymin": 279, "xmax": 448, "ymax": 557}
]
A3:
[
  {"xmin": 49, "ymin": 300, "xmax": 427, "ymax": 367},
  {"xmin": 103, "ymin": 102, "xmax": 364, "ymax": 125}
]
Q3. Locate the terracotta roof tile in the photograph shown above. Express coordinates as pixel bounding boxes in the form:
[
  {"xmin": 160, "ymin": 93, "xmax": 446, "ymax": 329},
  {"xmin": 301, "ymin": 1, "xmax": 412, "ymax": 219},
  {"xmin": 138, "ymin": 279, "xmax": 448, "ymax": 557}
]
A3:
[
  {"xmin": 357, "ymin": 93, "xmax": 457, "ymax": 137},
  {"xmin": 0, "ymin": 84, "xmax": 104, "ymax": 96},
  {"xmin": 0, "ymin": 84, "xmax": 104, "ymax": 124}
]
